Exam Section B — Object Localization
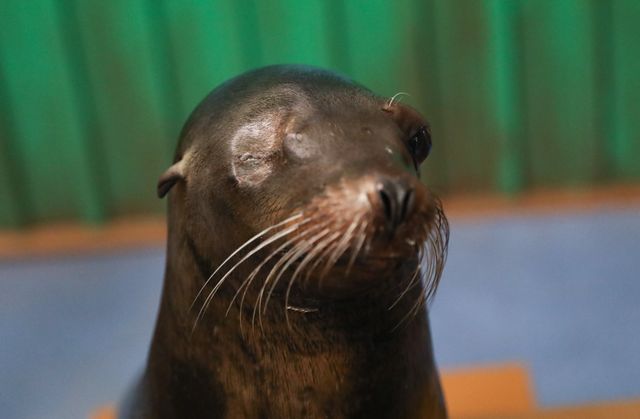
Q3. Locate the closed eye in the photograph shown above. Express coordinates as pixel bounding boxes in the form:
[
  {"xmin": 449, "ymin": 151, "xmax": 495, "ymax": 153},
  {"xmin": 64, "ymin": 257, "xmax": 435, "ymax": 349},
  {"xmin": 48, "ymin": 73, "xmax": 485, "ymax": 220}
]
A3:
[{"xmin": 407, "ymin": 126, "xmax": 432, "ymax": 171}]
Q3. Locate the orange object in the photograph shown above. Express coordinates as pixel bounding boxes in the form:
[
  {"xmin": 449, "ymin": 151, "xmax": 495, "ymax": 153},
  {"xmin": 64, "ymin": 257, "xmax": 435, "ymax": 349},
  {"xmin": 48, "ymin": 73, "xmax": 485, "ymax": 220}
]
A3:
[
  {"xmin": 90, "ymin": 405, "xmax": 116, "ymax": 419},
  {"xmin": 441, "ymin": 362, "xmax": 535, "ymax": 418}
]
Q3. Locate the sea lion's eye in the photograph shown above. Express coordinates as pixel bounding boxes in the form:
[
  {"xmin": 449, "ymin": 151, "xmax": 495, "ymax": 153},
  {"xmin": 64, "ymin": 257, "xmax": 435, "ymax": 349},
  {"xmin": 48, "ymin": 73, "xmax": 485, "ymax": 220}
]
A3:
[{"xmin": 408, "ymin": 126, "xmax": 431, "ymax": 169}]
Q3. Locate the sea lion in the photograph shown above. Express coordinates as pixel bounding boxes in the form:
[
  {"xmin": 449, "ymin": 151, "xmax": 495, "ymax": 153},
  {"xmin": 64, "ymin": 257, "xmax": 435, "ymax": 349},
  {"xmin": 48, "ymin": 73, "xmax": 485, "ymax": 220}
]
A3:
[{"xmin": 121, "ymin": 65, "xmax": 449, "ymax": 419}]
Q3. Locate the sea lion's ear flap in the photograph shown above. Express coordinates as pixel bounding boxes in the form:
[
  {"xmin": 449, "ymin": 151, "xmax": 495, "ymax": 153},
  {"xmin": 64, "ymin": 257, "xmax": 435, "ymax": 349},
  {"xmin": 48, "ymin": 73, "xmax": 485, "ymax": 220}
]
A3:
[{"xmin": 157, "ymin": 160, "xmax": 185, "ymax": 198}]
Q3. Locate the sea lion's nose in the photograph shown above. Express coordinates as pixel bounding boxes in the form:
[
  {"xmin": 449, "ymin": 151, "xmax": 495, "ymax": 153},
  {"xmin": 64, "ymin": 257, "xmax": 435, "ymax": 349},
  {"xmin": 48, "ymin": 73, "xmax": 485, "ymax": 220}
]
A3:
[{"xmin": 376, "ymin": 178, "xmax": 415, "ymax": 231}]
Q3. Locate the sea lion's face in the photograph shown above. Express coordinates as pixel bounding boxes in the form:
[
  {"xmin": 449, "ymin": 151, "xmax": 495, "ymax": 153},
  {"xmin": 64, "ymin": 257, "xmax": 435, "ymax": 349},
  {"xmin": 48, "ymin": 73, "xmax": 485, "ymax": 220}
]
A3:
[{"xmin": 159, "ymin": 78, "xmax": 447, "ymax": 310}]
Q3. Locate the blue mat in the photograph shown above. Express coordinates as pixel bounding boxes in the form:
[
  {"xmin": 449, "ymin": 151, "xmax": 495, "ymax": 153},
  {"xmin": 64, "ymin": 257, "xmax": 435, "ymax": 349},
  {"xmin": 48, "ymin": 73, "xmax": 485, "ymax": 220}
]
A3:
[{"xmin": 1, "ymin": 207, "xmax": 639, "ymax": 419}]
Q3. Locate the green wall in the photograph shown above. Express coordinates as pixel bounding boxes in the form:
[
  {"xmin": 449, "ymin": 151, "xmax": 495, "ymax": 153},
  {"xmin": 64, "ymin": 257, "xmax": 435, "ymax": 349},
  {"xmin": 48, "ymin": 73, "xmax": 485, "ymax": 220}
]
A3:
[{"xmin": 0, "ymin": 0, "xmax": 638, "ymax": 227}]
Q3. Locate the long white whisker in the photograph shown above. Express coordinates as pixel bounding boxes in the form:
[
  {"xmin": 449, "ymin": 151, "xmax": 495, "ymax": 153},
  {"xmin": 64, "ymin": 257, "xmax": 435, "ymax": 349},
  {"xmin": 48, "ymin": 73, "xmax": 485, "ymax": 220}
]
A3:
[
  {"xmin": 388, "ymin": 246, "xmax": 424, "ymax": 310},
  {"xmin": 286, "ymin": 228, "xmax": 332, "ymax": 291},
  {"xmin": 281, "ymin": 229, "xmax": 334, "ymax": 328},
  {"xmin": 266, "ymin": 228, "xmax": 332, "ymax": 316},
  {"xmin": 189, "ymin": 213, "xmax": 303, "ymax": 311},
  {"xmin": 234, "ymin": 223, "xmax": 325, "ymax": 331},
  {"xmin": 252, "ymin": 222, "xmax": 329, "ymax": 332},
  {"xmin": 253, "ymin": 244, "xmax": 301, "ymax": 332},
  {"xmin": 387, "ymin": 91, "xmax": 410, "ymax": 107},
  {"xmin": 226, "ymin": 240, "xmax": 290, "ymax": 317},
  {"xmin": 320, "ymin": 216, "xmax": 361, "ymax": 278},
  {"xmin": 191, "ymin": 219, "xmax": 307, "ymax": 333},
  {"xmin": 345, "ymin": 220, "xmax": 368, "ymax": 276},
  {"xmin": 303, "ymin": 232, "xmax": 342, "ymax": 284},
  {"xmin": 232, "ymin": 238, "xmax": 294, "ymax": 336}
]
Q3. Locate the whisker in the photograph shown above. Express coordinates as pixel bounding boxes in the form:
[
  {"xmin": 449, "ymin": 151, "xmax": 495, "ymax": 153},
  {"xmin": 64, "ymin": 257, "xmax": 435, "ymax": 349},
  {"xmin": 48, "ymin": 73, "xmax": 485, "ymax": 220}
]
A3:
[
  {"xmin": 320, "ymin": 215, "xmax": 361, "ymax": 279},
  {"xmin": 286, "ymin": 228, "xmax": 333, "ymax": 292},
  {"xmin": 388, "ymin": 246, "xmax": 424, "ymax": 310},
  {"xmin": 345, "ymin": 220, "xmax": 368, "ymax": 276},
  {"xmin": 252, "ymin": 222, "xmax": 329, "ymax": 332},
  {"xmin": 226, "ymin": 239, "xmax": 290, "ymax": 317},
  {"xmin": 264, "ymin": 227, "xmax": 332, "ymax": 315},
  {"xmin": 189, "ymin": 212, "xmax": 303, "ymax": 311},
  {"xmin": 191, "ymin": 218, "xmax": 308, "ymax": 333},
  {"xmin": 232, "ymin": 222, "xmax": 327, "ymax": 333},
  {"xmin": 281, "ymin": 228, "xmax": 338, "ymax": 328},
  {"xmin": 235, "ymin": 236, "xmax": 300, "ymax": 336},
  {"xmin": 392, "ymin": 286, "xmax": 426, "ymax": 332},
  {"xmin": 387, "ymin": 91, "xmax": 410, "ymax": 107},
  {"xmin": 303, "ymin": 231, "xmax": 342, "ymax": 285},
  {"xmin": 252, "ymin": 244, "xmax": 301, "ymax": 333},
  {"xmin": 423, "ymin": 233, "xmax": 437, "ymax": 299},
  {"xmin": 265, "ymin": 244, "xmax": 313, "ymax": 329},
  {"xmin": 392, "ymin": 202, "xmax": 449, "ymax": 331}
]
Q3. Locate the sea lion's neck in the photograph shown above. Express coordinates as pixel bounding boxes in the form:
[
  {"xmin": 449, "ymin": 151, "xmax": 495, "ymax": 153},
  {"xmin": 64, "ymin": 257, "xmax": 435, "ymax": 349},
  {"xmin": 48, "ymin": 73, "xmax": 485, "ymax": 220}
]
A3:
[{"xmin": 144, "ymin": 240, "xmax": 446, "ymax": 419}]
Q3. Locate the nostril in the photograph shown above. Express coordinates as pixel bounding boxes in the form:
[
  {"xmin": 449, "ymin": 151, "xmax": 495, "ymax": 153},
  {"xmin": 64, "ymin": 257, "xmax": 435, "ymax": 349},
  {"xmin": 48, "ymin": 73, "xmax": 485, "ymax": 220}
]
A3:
[
  {"xmin": 400, "ymin": 188, "xmax": 415, "ymax": 222},
  {"xmin": 375, "ymin": 179, "xmax": 414, "ymax": 231},
  {"xmin": 378, "ymin": 187, "xmax": 394, "ymax": 222}
]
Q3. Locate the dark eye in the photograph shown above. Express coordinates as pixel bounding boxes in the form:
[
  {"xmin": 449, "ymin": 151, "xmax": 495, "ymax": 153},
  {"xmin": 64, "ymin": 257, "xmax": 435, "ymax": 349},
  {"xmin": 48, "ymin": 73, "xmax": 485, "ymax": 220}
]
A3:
[{"xmin": 408, "ymin": 126, "xmax": 432, "ymax": 170}]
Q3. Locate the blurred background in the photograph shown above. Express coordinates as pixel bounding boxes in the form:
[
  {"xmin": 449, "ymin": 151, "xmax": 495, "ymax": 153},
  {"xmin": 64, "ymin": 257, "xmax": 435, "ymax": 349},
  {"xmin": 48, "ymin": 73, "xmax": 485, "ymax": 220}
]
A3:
[{"xmin": 0, "ymin": 1, "xmax": 639, "ymax": 418}]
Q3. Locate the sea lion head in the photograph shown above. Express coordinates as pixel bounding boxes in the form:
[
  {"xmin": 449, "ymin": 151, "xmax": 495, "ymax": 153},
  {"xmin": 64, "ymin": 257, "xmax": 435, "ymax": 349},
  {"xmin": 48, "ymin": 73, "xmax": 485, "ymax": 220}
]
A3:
[{"xmin": 157, "ymin": 65, "xmax": 448, "ymax": 326}]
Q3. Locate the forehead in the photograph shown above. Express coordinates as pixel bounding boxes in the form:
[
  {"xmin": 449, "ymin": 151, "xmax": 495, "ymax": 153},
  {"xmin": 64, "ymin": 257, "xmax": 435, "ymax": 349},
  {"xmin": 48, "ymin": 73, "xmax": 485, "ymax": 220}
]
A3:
[
  {"xmin": 231, "ymin": 94, "xmax": 401, "ymax": 150},
  {"xmin": 230, "ymin": 81, "xmax": 389, "ymax": 131},
  {"xmin": 183, "ymin": 71, "xmax": 427, "ymax": 166}
]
